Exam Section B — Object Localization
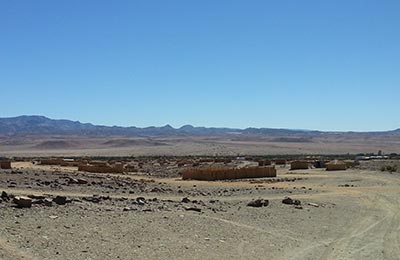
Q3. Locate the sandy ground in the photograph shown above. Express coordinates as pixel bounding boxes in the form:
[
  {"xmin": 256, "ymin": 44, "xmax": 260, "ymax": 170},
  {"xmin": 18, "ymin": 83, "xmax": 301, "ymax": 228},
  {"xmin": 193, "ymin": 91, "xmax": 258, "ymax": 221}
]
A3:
[
  {"xmin": 1, "ymin": 135, "xmax": 400, "ymax": 156},
  {"xmin": 0, "ymin": 163, "xmax": 399, "ymax": 260}
]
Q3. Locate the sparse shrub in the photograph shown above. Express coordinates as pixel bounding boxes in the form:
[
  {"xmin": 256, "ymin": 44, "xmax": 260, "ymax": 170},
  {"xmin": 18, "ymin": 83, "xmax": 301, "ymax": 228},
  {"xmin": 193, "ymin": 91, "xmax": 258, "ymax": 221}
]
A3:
[{"xmin": 380, "ymin": 165, "xmax": 398, "ymax": 173}]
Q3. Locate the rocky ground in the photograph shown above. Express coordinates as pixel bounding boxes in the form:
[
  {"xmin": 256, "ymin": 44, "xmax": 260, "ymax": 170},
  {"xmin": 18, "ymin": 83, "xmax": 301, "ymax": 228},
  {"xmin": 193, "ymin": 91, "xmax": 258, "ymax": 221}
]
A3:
[{"xmin": 0, "ymin": 162, "xmax": 399, "ymax": 260}]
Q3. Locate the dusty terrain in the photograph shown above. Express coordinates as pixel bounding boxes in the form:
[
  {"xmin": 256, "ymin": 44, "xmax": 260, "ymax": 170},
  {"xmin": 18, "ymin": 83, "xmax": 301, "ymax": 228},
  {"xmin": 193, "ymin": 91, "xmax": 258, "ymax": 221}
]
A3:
[
  {"xmin": 1, "ymin": 134, "xmax": 400, "ymax": 157},
  {"xmin": 1, "ymin": 115, "xmax": 399, "ymax": 157},
  {"xmin": 0, "ymin": 161, "xmax": 399, "ymax": 260}
]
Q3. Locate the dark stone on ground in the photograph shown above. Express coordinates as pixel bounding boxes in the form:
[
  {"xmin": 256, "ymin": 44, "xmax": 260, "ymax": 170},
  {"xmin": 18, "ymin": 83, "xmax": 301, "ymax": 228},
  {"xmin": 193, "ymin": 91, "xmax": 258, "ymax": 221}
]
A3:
[
  {"xmin": 282, "ymin": 197, "xmax": 301, "ymax": 205},
  {"xmin": 247, "ymin": 199, "xmax": 269, "ymax": 208},
  {"xmin": 181, "ymin": 197, "xmax": 191, "ymax": 203},
  {"xmin": 13, "ymin": 196, "xmax": 32, "ymax": 208},
  {"xmin": 1, "ymin": 191, "xmax": 9, "ymax": 200},
  {"xmin": 83, "ymin": 196, "xmax": 102, "ymax": 203},
  {"xmin": 184, "ymin": 206, "xmax": 202, "ymax": 212},
  {"xmin": 53, "ymin": 196, "xmax": 67, "ymax": 205},
  {"xmin": 136, "ymin": 197, "xmax": 146, "ymax": 205}
]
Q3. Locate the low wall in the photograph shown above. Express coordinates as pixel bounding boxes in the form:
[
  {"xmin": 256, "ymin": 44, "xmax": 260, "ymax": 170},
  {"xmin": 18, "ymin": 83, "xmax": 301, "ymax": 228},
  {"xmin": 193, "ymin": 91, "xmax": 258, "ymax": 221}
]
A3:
[
  {"xmin": 258, "ymin": 160, "xmax": 272, "ymax": 166},
  {"xmin": 274, "ymin": 159, "xmax": 287, "ymax": 165},
  {"xmin": 40, "ymin": 159, "xmax": 64, "ymax": 165},
  {"xmin": 0, "ymin": 160, "xmax": 11, "ymax": 169},
  {"xmin": 181, "ymin": 166, "xmax": 277, "ymax": 181},
  {"xmin": 326, "ymin": 161, "xmax": 347, "ymax": 171},
  {"xmin": 88, "ymin": 161, "xmax": 108, "ymax": 167},
  {"xmin": 326, "ymin": 163, "xmax": 346, "ymax": 171},
  {"xmin": 290, "ymin": 161, "xmax": 309, "ymax": 170}
]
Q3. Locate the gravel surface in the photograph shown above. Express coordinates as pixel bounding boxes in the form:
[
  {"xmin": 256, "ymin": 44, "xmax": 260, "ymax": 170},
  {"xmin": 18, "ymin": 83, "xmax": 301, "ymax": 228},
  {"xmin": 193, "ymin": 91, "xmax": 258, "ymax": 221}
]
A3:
[{"xmin": 0, "ymin": 163, "xmax": 399, "ymax": 260}]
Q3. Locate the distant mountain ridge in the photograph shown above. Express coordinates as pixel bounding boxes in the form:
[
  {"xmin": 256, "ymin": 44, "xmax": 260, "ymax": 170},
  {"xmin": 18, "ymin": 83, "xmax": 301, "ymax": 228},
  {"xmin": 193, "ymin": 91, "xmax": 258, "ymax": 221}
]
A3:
[{"xmin": 0, "ymin": 115, "xmax": 398, "ymax": 137}]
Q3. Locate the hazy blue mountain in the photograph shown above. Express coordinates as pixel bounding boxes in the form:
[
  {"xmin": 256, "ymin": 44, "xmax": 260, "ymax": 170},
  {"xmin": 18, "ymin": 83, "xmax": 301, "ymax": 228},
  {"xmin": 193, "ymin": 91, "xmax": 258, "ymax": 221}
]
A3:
[{"xmin": 0, "ymin": 115, "xmax": 398, "ymax": 137}]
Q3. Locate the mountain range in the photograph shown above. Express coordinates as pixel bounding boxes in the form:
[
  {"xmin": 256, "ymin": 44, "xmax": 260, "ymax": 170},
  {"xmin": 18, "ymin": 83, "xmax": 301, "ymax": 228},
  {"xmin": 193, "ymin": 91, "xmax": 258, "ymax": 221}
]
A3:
[{"xmin": 0, "ymin": 115, "xmax": 399, "ymax": 137}]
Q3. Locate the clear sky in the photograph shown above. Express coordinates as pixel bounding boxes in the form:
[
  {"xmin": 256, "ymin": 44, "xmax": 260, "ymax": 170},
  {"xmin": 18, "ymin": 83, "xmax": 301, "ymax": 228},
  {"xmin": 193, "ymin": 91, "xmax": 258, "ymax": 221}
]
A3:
[{"xmin": 1, "ymin": 1, "xmax": 399, "ymax": 131}]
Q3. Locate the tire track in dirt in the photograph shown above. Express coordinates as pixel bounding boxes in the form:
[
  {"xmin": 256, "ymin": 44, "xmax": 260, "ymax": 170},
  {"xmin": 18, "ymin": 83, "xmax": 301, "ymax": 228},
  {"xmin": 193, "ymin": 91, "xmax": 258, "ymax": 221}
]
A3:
[
  {"xmin": 319, "ymin": 194, "xmax": 400, "ymax": 260},
  {"xmin": 280, "ymin": 185, "xmax": 400, "ymax": 260},
  {"xmin": 198, "ymin": 214, "xmax": 299, "ymax": 241},
  {"xmin": 381, "ymin": 195, "xmax": 400, "ymax": 260}
]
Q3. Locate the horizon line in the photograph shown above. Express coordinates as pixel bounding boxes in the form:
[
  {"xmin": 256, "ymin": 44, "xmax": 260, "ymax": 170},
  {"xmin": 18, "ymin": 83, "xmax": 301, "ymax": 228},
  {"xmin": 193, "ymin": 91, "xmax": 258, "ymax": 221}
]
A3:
[{"xmin": 1, "ymin": 114, "xmax": 399, "ymax": 133}]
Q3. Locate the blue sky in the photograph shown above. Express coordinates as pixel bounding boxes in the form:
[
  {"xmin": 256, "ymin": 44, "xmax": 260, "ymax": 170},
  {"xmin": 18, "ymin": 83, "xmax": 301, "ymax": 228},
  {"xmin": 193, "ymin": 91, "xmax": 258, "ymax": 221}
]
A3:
[{"xmin": 1, "ymin": 1, "xmax": 399, "ymax": 131}]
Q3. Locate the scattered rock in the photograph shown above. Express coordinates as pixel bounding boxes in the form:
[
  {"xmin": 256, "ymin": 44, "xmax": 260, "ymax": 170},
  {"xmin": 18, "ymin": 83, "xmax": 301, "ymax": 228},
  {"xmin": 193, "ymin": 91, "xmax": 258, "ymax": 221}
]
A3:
[
  {"xmin": 282, "ymin": 197, "xmax": 301, "ymax": 206},
  {"xmin": 136, "ymin": 197, "xmax": 146, "ymax": 205},
  {"xmin": 247, "ymin": 199, "xmax": 269, "ymax": 207},
  {"xmin": 43, "ymin": 198, "xmax": 53, "ymax": 206},
  {"xmin": 184, "ymin": 206, "xmax": 201, "ymax": 212},
  {"xmin": 13, "ymin": 196, "xmax": 32, "ymax": 208},
  {"xmin": 28, "ymin": 194, "xmax": 46, "ymax": 200},
  {"xmin": 339, "ymin": 184, "xmax": 355, "ymax": 187},
  {"xmin": 68, "ymin": 178, "xmax": 88, "ymax": 185},
  {"xmin": 181, "ymin": 197, "xmax": 191, "ymax": 203},
  {"xmin": 32, "ymin": 198, "xmax": 53, "ymax": 207},
  {"xmin": 150, "ymin": 187, "xmax": 162, "ymax": 193},
  {"xmin": 77, "ymin": 178, "xmax": 88, "ymax": 184},
  {"xmin": 1, "ymin": 191, "xmax": 9, "ymax": 200},
  {"xmin": 53, "ymin": 196, "xmax": 67, "ymax": 205},
  {"xmin": 83, "ymin": 196, "xmax": 102, "ymax": 203}
]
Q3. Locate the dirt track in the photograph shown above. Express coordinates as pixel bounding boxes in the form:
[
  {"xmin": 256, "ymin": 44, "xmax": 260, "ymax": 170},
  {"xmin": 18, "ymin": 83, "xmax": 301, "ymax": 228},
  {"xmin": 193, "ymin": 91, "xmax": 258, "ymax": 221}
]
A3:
[{"xmin": 0, "ymin": 164, "xmax": 399, "ymax": 260}]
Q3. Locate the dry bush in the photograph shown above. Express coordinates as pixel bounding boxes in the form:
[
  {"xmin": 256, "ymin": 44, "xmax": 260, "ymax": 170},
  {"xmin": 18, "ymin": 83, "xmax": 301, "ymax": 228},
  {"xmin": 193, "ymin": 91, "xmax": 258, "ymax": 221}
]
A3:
[{"xmin": 380, "ymin": 165, "xmax": 398, "ymax": 173}]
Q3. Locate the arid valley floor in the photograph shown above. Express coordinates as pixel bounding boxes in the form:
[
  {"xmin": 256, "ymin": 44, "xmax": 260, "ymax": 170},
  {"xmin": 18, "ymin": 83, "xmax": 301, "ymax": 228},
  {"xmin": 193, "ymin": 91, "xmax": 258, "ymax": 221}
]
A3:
[
  {"xmin": 0, "ymin": 159, "xmax": 399, "ymax": 260},
  {"xmin": 1, "ymin": 134, "xmax": 400, "ymax": 157}
]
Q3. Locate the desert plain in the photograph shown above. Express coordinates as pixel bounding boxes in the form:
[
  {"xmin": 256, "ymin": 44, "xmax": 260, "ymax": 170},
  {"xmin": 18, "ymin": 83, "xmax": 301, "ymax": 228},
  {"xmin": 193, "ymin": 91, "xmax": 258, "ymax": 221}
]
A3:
[{"xmin": 0, "ymin": 157, "xmax": 399, "ymax": 260}]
